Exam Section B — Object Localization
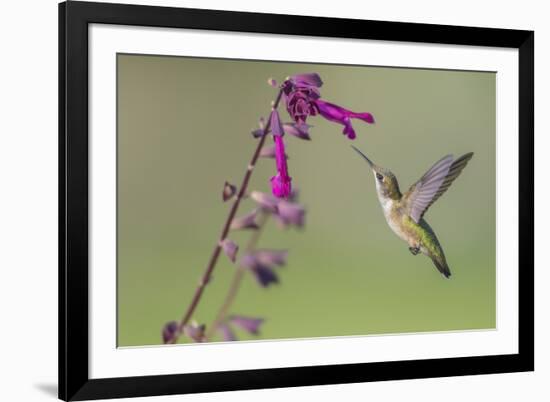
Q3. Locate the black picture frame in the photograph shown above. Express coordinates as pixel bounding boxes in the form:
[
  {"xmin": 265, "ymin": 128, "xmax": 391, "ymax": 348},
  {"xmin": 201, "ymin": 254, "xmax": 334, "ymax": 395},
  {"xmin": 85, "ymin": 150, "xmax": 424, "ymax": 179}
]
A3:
[{"xmin": 59, "ymin": 1, "xmax": 534, "ymax": 400}]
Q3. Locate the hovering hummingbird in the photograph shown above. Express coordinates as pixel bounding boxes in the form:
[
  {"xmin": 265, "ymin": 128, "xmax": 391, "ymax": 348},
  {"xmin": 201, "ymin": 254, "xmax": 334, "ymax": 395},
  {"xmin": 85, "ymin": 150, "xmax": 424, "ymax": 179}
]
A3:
[{"xmin": 351, "ymin": 146, "xmax": 474, "ymax": 278}]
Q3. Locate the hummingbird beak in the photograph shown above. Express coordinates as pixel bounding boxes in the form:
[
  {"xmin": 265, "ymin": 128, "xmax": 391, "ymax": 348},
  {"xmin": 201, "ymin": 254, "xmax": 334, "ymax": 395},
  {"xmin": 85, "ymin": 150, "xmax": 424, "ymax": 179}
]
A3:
[{"xmin": 351, "ymin": 146, "xmax": 374, "ymax": 170}]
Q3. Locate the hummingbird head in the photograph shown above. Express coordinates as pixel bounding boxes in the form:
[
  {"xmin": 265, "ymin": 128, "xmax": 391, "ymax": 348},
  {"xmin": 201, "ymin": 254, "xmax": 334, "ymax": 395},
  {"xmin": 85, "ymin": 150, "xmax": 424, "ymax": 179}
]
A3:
[{"xmin": 351, "ymin": 146, "xmax": 402, "ymax": 200}]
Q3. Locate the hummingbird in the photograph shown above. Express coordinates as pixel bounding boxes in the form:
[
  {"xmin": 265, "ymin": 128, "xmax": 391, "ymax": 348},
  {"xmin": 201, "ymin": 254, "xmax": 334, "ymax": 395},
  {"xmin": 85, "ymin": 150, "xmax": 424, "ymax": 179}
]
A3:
[{"xmin": 351, "ymin": 146, "xmax": 474, "ymax": 278}]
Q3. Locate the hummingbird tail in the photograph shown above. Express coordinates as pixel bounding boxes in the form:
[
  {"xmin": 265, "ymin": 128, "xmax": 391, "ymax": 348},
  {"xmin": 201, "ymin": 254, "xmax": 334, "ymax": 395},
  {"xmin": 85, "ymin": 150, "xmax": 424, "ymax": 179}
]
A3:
[{"xmin": 430, "ymin": 255, "xmax": 451, "ymax": 278}]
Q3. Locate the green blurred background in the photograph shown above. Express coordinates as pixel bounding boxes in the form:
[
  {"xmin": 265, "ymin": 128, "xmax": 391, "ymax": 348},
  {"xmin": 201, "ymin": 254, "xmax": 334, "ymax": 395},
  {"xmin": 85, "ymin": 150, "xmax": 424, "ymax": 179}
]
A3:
[{"xmin": 117, "ymin": 54, "xmax": 496, "ymax": 347}]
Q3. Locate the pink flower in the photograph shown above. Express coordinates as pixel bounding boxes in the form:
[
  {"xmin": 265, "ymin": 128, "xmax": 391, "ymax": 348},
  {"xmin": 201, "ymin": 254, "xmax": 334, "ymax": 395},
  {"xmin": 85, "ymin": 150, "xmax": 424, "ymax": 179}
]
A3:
[
  {"xmin": 270, "ymin": 135, "xmax": 292, "ymax": 198},
  {"xmin": 269, "ymin": 110, "xmax": 292, "ymax": 199},
  {"xmin": 283, "ymin": 73, "xmax": 375, "ymax": 140}
]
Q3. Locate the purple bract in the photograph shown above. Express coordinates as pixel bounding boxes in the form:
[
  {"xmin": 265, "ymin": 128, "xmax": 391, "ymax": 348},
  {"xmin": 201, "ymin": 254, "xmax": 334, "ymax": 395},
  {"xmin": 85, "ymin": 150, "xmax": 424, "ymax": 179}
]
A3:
[
  {"xmin": 162, "ymin": 321, "xmax": 178, "ymax": 344},
  {"xmin": 220, "ymin": 238, "xmax": 239, "ymax": 263},
  {"xmin": 218, "ymin": 323, "xmax": 237, "ymax": 342},
  {"xmin": 229, "ymin": 315, "xmax": 264, "ymax": 335},
  {"xmin": 230, "ymin": 210, "xmax": 259, "ymax": 230}
]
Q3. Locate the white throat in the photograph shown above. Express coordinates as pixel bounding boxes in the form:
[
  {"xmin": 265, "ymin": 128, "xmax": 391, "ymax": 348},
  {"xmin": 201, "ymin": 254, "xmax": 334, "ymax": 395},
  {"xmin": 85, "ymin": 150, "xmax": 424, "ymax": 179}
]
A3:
[{"xmin": 375, "ymin": 181, "xmax": 394, "ymax": 216}]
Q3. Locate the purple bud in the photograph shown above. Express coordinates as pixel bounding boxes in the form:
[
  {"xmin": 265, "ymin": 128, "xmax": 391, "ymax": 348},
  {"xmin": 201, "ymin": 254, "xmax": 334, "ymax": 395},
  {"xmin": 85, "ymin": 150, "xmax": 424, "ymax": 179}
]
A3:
[
  {"xmin": 275, "ymin": 200, "xmax": 306, "ymax": 228},
  {"xmin": 218, "ymin": 323, "xmax": 237, "ymax": 342},
  {"xmin": 267, "ymin": 78, "xmax": 277, "ymax": 87},
  {"xmin": 223, "ymin": 181, "xmax": 237, "ymax": 202},
  {"xmin": 290, "ymin": 73, "xmax": 323, "ymax": 88},
  {"xmin": 251, "ymin": 128, "xmax": 265, "ymax": 138},
  {"xmin": 254, "ymin": 249, "xmax": 288, "ymax": 267},
  {"xmin": 220, "ymin": 238, "xmax": 239, "ymax": 262},
  {"xmin": 270, "ymin": 109, "xmax": 285, "ymax": 137},
  {"xmin": 162, "ymin": 321, "xmax": 178, "ymax": 344},
  {"xmin": 250, "ymin": 191, "xmax": 279, "ymax": 212},
  {"xmin": 230, "ymin": 210, "xmax": 259, "ymax": 230},
  {"xmin": 229, "ymin": 315, "xmax": 264, "ymax": 335},
  {"xmin": 283, "ymin": 122, "xmax": 312, "ymax": 140},
  {"xmin": 183, "ymin": 322, "xmax": 206, "ymax": 342}
]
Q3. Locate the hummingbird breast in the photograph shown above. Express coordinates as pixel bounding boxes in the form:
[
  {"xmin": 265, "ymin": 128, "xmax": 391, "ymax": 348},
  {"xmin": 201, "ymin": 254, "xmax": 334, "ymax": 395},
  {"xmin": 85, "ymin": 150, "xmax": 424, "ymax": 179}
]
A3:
[
  {"xmin": 379, "ymin": 198, "xmax": 411, "ymax": 244},
  {"xmin": 379, "ymin": 196, "xmax": 444, "ymax": 258},
  {"xmin": 377, "ymin": 194, "xmax": 449, "ymax": 277}
]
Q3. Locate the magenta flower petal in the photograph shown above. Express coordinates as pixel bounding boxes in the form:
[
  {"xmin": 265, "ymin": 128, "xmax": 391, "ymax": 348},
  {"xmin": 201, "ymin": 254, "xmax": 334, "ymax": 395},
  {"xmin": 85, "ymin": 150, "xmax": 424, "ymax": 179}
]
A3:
[
  {"xmin": 315, "ymin": 99, "xmax": 375, "ymax": 140},
  {"xmin": 290, "ymin": 73, "xmax": 323, "ymax": 88},
  {"xmin": 349, "ymin": 111, "xmax": 375, "ymax": 124},
  {"xmin": 230, "ymin": 210, "xmax": 259, "ymax": 230},
  {"xmin": 183, "ymin": 323, "xmax": 206, "ymax": 342},
  {"xmin": 220, "ymin": 238, "xmax": 239, "ymax": 262},
  {"xmin": 284, "ymin": 87, "xmax": 320, "ymax": 124},
  {"xmin": 342, "ymin": 117, "xmax": 356, "ymax": 140},
  {"xmin": 254, "ymin": 249, "xmax": 288, "ymax": 267},
  {"xmin": 250, "ymin": 191, "xmax": 279, "ymax": 212},
  {"xmin": 271, "ymin": 174, "xmax": 292, "ymax": 199},
  {"xmin": 218, "ymin": 323, "xmax": 237, "ymax": 342},
  {"xmin": 270, "ymin": 109, "xmax": 285, "ymax": 137},
  {"xmin": 229, "ymin": 315, "xmax": 264, "ymax": 335},
  {"xmin": 162, "ymin": 321, "xmax": 178, "ymax": 344}
]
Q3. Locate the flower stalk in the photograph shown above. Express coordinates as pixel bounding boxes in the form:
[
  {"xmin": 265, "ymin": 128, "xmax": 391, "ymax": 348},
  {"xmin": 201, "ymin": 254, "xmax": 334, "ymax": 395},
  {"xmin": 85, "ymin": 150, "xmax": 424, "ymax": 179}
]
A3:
[{"xmin": 169, "ymin": 89, "xmax": 284, "ymax": 344}]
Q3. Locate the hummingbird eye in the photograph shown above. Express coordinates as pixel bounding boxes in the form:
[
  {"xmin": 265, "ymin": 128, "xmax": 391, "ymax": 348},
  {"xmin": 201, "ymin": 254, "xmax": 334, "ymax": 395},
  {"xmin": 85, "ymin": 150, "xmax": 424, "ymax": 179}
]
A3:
[{"xmin": 376, "ymin": 173, "xmax": 384, "ymax": 181}]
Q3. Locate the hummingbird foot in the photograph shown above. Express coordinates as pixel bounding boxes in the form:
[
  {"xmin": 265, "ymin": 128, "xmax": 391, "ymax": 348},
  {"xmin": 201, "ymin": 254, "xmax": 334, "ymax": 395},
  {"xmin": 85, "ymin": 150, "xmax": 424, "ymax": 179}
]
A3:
[{"xmin": 409, "ymin": 246, "xmax": 420, "ymax": 256}]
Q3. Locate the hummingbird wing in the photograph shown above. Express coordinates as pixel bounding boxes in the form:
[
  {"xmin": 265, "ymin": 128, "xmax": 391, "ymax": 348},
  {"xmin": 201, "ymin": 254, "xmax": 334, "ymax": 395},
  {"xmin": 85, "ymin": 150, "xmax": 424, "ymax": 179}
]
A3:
[{"xmin": 404, "ymin": 152, "xmax": 474, "ymax": 223}]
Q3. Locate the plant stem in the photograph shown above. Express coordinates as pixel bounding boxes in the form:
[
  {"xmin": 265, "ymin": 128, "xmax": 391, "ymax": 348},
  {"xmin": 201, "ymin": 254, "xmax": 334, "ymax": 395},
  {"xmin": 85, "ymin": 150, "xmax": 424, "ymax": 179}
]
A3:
[
  {"xmin": 171, "ymin": 88, "xmax": 284, "ymax": 343},
  {"xmin": 205, "ymin": 212, "xmax": 269, "ymax": 340}
]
